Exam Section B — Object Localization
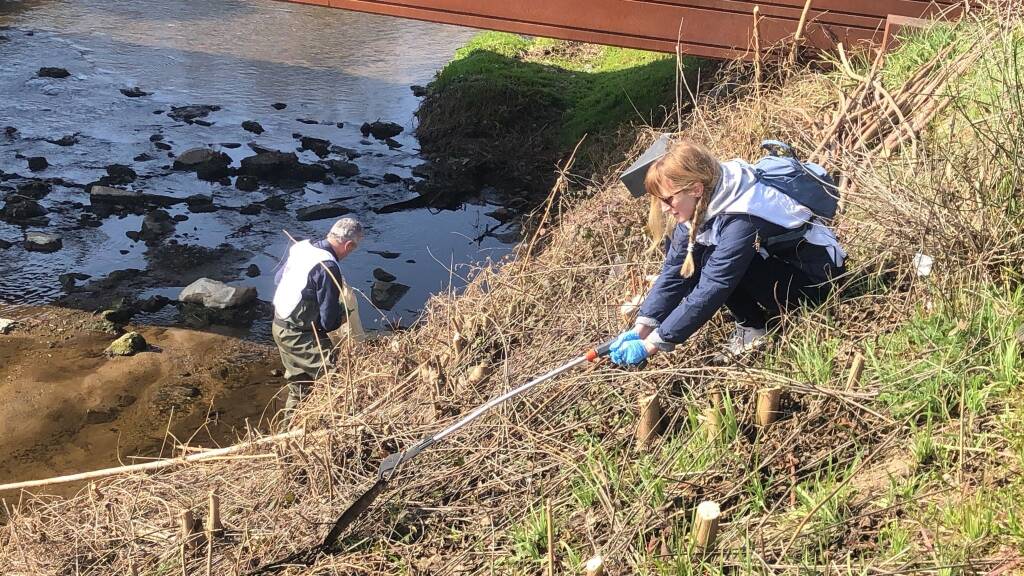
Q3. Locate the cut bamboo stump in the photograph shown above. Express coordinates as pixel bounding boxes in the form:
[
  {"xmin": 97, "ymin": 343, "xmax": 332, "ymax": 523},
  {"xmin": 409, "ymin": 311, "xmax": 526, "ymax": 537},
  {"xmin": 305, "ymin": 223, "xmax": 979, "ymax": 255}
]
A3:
[
  {"xmin": 584, "ymin": 555, "xmax": 605, "ymax": 576},
  {"xmin": 180, "ymin": 509, "xmax": 203, "ymax": 552},
  {"xmin": 755, "ymin": 387, "xmax": 782, "ymax": 427},
  {"xmin": 636, "ymin": 393, "xmax": 663, "ymax": 448},
  {"xmin": 691, "ymin": 501, "xmax": 721, "ymax": 550},
  {"xmin": 845, "ymin": 353, "xmax": 865, "ymax": 390},
  {"xmin": 206, "ymin": 491, "xmax": 224, "ymax": 538},
  {"xmin": 704, "ymin": 406, "xmax": 722, "ymax": 439}
]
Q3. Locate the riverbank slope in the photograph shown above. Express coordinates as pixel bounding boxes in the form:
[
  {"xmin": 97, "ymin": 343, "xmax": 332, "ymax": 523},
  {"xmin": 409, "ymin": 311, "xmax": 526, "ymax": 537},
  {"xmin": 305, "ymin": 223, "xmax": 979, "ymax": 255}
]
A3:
[{"xmin": 3, "ymin": 10, "xmax": 1024, "ymax": 574}]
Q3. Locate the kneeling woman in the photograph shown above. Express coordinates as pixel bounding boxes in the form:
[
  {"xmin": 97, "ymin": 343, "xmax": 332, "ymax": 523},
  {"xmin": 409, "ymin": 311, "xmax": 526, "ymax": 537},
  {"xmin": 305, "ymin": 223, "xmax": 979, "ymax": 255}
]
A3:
[{"xmin": 610, "ymin": 138, "xmax": 846, "ymax": 366}]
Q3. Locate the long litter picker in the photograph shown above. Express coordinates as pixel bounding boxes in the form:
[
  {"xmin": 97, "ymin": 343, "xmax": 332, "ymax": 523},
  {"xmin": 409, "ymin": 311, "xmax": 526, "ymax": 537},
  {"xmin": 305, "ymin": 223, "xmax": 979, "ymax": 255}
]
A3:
[{"xmin": 317, "ymin": 336, "xmax": 619, "ymax": 552}]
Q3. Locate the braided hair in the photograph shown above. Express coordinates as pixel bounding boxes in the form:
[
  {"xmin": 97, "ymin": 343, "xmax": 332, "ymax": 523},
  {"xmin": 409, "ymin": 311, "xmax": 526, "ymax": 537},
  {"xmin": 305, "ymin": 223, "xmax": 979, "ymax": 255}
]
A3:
[{"xmin": 643, "ymin": 138, "xmax": 721, "ymax": 278}]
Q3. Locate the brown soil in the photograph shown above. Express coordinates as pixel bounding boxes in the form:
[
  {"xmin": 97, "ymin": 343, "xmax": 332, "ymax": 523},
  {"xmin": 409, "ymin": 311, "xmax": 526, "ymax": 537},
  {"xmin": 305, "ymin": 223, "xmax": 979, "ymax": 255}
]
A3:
[{"xmin": 0, "ymin": 306, "xmax": 285, "ymax": 498}]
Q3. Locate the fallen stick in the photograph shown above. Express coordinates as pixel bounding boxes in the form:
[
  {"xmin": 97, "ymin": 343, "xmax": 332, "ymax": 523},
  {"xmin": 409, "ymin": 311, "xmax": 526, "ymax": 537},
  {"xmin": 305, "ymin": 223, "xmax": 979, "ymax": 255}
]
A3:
[{"xmin": 0, "ymin": 428, "xmax": 310, "ymax": 492}]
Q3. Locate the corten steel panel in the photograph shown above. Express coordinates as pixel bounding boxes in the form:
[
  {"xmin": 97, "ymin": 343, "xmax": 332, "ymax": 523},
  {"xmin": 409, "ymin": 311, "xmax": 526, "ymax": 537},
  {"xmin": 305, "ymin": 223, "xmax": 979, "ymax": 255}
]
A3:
[{"xmin": 280, "ymin": 0, "xmax": 957, "ymax": 59}]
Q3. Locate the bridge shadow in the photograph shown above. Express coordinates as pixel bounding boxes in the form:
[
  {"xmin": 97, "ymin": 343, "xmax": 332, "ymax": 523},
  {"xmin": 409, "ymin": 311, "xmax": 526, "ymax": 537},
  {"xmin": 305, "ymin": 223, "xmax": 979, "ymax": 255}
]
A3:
[{"xmin": 413, "ymin": 44, "xmax": 718, "ymax": 210}]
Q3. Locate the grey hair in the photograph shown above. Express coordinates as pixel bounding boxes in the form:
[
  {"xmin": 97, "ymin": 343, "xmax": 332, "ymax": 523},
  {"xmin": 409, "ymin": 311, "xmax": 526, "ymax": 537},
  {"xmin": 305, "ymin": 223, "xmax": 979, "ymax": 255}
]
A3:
[{"xmin": 328, "ymin": 217, "xmax": 364, "ymax": 243}]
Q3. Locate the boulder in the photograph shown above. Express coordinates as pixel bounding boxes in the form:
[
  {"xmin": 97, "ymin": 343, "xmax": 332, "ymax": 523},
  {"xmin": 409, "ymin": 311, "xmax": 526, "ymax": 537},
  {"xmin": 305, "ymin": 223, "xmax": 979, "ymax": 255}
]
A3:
[
  {"xmin": 38, "ymin": 67, "xmax": 70, "ymax": 79},
  {"xmin": 0, "ymin": 239, "xmax": 13, "ymax": 249},
  {"xmin": 119, "ymin": 87, "xmax": 151, "ymax": 97},
  {"xmin": 58, "ymin": 272, "xmax": 90, "ymax": 291},
  {"xmin": 368, "ymin": 250, "xmax": 401, "ymax": 259},
  {"xmin": 89, "ymin": 185, "xmax": 142, "ymax": 204},
  {"xmin": 241, "ymin": 120, "xmax": 264, "ymax": 134},
  {"xmin": 371, "ymin": 281, "xmax": 409, "ymax": 311},
  {"xmin": 178, "ymin": 278, "xmax": 256, "ymax": 309},
  {"xmin": 154, "ymin": 141, "xmax": 172, "ymax": 151},
  {"xmin": 1, "ymin": 196, "xmax": 47, "ymax": 221},
  {"xmin": 324, "ymin": 159, "xmax": 360, "ymax": 178},
  {"xmin": 185, "ymin": 195, "xmax": 216, "ymax": 213},
  {"xmin": 238, "ymin": 150, "xmax": 326, "ymax": 182},
  {"xmin": 239, "ymin": 203, "xmax": 262, "ymax": 215},
  {"xmin": 299, "ymin": 136, "xmax": 331, "ymax": 158},
  {"xmin": 296, "ymin": 202, "xmax": 350, "ymax": 222},
  {"xmin": 105, "ymin": 164, "xmax": 137, "ymax": 184},
  {"xmin": 330, "ymin": 145, "xmax": 360, "ymax": 159},
  {"xmin": 17, "ymin": 181, "xmax": 52, "ymax": 199},
  {"xmin": 167, "ymin": 104, "xmax": 220, "ymax": 124},
  {"xmin": 0, "ymin": 318, "xmax": 17, "ymax": 334},
  {"xmin": 383, "ymin": 173, "xmax": 402, "ymax": 183},
  {"xmin": 134, "ymin": 153, "xmax": 155, "ymax": 162},
  {"xmin": 360, "ymin": 121, "xmax": 403, "ymax": 140},
  {"xmin": 385, "ymin": 138, "xmax": 403, "ymax": 149},
  {"xmin": 261, "ymin": 196, "xmax": 288, "ymax": 211},
  {"xmin": 140, "ymin": 209, "xmax": 175, "ymax": 240},
  {"xmin": 46, "ymin": 134, "xmax": 78, "ymax": 146},
  {"xmin": 235, "ymin": 175, "xmax": 258, "ymax": 192},
  {"xmin": 297, "ymin": 118, "xmax": 318, "ymax": 125},
  {"xmin": 272, "ymin": 102, "xmax": 287, "ymax": 110},
  {"xmin": 372, "ymin": 267, "xmax": 396, "ymax": 282},
  {"xmin": 410, "ymin": 85, "xmax": 427, "ymax": 97},
  {"xmin": 24, "ymin": 231, "xmax": 62, "ymax": 252},
  {"xmin": 27, "ymin": 156, "xmax": 48, "ymax": 171},
  {"xmin": 138, "ymin": 295, "xmax": 171, "ymax": 313},
  {"xmin": 104, "ymin": 332, "xmax": 148, "ymax": 356},
  {"xmin": 173, "ymin": 148, "xmax": 231, "ymax": 177},
  {"xmin": 245, "ymin": 264, "xmax": 261, "ymax": 277}
]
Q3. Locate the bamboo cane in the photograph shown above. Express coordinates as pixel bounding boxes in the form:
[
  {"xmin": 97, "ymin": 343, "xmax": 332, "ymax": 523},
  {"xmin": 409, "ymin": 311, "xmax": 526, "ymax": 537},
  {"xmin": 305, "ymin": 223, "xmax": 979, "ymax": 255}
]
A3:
[
  {"xmin": 788, "ymin": 0, "xmax": 814, "ymax": 65},
  {"xmin": 0, "ymin": 428, "xmax": 310, "ymax": 492},
  {"xmin": 691, "ymin": 501, "xmax": 721, "ymax": 550},
  {"xmin": 752, "ymin": 6, "xmax": 763, "ymax": 92}
]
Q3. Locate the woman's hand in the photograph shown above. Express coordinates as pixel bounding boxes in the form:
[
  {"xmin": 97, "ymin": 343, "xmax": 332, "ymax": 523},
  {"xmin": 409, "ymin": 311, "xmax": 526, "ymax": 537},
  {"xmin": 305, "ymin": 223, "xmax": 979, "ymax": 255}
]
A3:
[{"xmin": 610, "ymin": 338, "xmax": 658, "ymax": 366}]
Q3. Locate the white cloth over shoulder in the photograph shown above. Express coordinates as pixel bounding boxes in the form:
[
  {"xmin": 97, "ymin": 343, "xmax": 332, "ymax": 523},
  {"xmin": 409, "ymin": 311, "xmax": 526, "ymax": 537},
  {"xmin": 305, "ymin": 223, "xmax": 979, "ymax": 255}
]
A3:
[
  {"xmin": 691, "ymin": 160, "xmax": 846, "ymax": 267},
  {"xmin": 272, "ymin": 240, "xmax": 337, "ymax": 319}
]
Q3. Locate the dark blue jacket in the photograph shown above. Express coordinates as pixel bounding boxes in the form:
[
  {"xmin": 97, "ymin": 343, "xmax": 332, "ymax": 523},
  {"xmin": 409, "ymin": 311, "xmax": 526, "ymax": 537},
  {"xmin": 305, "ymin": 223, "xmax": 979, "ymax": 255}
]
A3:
[
  {"xmin": 637, "ymin": 214, "xmax": 835, "ymax": 346},
  {"xmin": 274, "ymin": 239, "xmax": 344, "ymax": 332}
]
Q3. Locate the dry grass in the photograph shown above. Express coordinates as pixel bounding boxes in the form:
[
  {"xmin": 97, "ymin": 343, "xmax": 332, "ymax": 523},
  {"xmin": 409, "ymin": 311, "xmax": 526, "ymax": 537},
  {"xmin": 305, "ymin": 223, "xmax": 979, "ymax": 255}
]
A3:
[{"xmin": 2, "ymin": 7, "xmax": 1024, "ymax": 576}]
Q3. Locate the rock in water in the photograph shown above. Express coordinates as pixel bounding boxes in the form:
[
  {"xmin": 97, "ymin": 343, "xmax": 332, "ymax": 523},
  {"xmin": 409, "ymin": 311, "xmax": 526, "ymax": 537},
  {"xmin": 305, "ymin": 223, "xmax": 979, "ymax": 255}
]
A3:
[
  {"xmin": 1, "ymin": 196, "xmax": 47, "ymax": 221},
  {"xmin": 245, "ymin": 264, "xmax": 261, "ymax": 277},
  {"xmin": 360, "ymin": 121, "xmax": 403, "ymax": 140},
  {"xmin": 238, "ymin": 150, "xmax": 325, "ymax": 182},
  {"xmin": 17, "ymin": 181, "xmax": 52, "ymax": 199},
  {"xmin": 27, "ymin": 156, "xmax": 48, "ymax": 171},
  {"xmin": 372, "ymin": 267, "xmax": 396, "ymax": 282},
  {"xmin": 371, "ymin": 281, "xmax": 409, "ymax": 311},
  {"xmin": 140, "ymin": 209, "xmax": 176, "ymax": 240},
  {"xmin": 89, "ymin": 185, "xmax": 143, "ymax": 205},
  {"xmin": 299, "ymin": 136, "xmax": 331, "ymax": 158},
  {"xmin": 105, "ymin": 164, "xmax": 137, "ymax": 184},
  {"xmin": 37, "ymin": 67, "xmax": 70, "ymax": 79},
  {"xmin": 173, "ymin": 148, "xmax": 231, "ymax": 181},
  {"xmin": 24, "ymin": 232, "xmax": 62, "ymax": 252},
  {"xmin": 235, "ymin": 175, "xmax": 258, "ymax": 192},
  {"xmin": 272, "ymin": 102, "xmax": 287, "ymax": 110},
  {"xmin": 324, "ymin": 159, "xmax": 360, "ymax": 178},
  {"xmin": 296, "ymin": 203, "xmax": 350, "ymax": 222},
  {"xmin": 241, "ymin": 120, "xmax": 264, "ymax": 134},
  {"xmin": 119, "ymin": 87, "xmax": 151, "ymax": 97},
  {"xmin": 104, "ymin": 332, "xmax": 148, "ymax": 356},
  {"xmin": 179, "ymin": 278, "xmax": 256, "ymax": 309},
  {"xmin": 167, "ymin": 105, "xmax": 220, "ymax": 124}
]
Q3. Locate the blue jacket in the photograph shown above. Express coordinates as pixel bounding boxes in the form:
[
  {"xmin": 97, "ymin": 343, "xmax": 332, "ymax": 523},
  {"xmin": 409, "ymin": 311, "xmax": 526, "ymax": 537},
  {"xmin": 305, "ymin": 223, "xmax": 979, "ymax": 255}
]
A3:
[
  {"xmin": 637, "ymin": 214, "xmax": 836, "ymax": 348},
  {"xmin": 274, "ymin": 239, "xmax": 344, "ymax": 332}
]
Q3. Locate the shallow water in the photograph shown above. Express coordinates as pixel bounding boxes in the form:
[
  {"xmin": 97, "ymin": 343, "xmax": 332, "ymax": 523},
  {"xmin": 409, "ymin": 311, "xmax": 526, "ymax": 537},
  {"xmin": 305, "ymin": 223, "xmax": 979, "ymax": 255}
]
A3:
[{"xmin": 0, "ymin": 0, "xmax": 511, "ymax": 332}]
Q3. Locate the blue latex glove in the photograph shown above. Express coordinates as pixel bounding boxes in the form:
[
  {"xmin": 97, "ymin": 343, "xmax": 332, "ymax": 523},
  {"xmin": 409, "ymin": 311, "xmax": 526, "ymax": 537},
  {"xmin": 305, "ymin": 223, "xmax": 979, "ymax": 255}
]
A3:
[
  {"xmin": 609, "ymin": 329, "xmax": 641, "ymax": 352},
  {"xmin": 610, "ymin": 339, "xmax": 649, "ymax": 366}
]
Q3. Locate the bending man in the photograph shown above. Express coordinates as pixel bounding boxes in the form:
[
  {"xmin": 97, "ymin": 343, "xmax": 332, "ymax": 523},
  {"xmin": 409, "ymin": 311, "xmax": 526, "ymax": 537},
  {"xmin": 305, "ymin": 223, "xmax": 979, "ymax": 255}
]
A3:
[{"xmin": 272, "ymin": 217, "xmax": 363, "ymax": 423}]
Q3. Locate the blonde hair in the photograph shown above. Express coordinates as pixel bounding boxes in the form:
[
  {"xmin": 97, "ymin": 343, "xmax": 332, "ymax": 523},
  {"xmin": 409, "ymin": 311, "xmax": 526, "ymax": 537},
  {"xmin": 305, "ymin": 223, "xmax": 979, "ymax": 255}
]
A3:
[{"xmin": 643, "ymin": 138, "xmax": 721, "ymax": 278}]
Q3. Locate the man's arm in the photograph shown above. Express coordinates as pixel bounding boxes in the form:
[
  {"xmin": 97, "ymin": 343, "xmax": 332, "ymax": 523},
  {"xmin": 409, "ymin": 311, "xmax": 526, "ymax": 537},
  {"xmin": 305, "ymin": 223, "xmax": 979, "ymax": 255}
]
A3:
[{"xmin": 310, "ymin": 261, "xmax": 344, "ymax": 332}]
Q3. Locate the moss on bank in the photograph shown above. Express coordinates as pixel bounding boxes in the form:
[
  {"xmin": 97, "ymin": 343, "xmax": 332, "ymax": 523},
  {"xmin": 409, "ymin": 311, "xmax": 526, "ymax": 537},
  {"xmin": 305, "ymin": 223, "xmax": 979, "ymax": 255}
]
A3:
[{"xmin": 415, "ymin": 32, "xmax": 708, "ymax": 205}]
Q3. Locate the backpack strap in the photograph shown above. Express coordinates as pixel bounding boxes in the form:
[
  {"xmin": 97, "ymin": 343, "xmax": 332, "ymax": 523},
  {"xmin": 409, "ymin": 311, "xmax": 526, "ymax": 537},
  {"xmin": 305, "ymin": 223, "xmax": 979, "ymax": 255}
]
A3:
[
  {"xmin": 760, "ymin": 140, "xmax": 797, "ymax": 158},
  {"xmin": 760, "ymin": 223, "xmax": 812, "ymax": 253}
]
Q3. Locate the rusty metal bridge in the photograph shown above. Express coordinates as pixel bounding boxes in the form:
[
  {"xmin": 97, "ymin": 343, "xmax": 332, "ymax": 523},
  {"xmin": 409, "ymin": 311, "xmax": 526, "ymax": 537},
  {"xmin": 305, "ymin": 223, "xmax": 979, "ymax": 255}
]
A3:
[{"xmin": 280, "ymin": 0, "xmax": 957, "ymax": 59}]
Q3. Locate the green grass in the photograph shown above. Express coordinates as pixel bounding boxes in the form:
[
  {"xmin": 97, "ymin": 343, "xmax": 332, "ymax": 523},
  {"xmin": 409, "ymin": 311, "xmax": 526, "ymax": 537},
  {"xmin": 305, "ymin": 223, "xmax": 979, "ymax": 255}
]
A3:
[{"xmin": 430, "ymin": 31, "xmax": 700, "ymax": 146}]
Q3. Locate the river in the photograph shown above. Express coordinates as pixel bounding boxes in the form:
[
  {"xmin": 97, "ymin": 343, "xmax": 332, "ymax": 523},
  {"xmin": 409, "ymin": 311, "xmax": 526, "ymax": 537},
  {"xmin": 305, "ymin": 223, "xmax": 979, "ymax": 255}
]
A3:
[
  {"xmin": 0, "ymin": 0, "xmax": 510, "ymax": 333},
  {"xmin": 0, "ymin": 0, "xmax": 515, "ymax": 491}
]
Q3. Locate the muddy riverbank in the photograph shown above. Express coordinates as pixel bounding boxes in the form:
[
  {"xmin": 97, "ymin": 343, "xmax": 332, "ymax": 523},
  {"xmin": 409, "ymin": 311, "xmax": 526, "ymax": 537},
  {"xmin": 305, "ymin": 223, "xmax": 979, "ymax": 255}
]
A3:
[{"xmin": 0, "ymin": 0, "xmax": 519, "ymax": 491}]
